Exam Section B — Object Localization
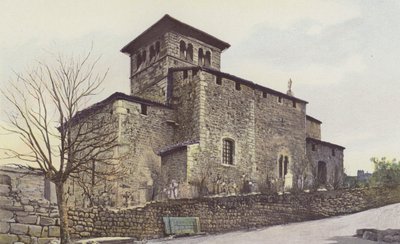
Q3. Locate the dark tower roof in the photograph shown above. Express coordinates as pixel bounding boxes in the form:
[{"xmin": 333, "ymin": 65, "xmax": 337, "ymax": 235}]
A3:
[{"xmin": 121, "ymin": 14, "xmax": 231, "ymax": 54}]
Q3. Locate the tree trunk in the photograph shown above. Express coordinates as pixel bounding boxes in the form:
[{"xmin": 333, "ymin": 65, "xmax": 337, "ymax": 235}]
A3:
[{"xmin": 55, "ymin": 182, "xmax": 71, "ymax": 244}]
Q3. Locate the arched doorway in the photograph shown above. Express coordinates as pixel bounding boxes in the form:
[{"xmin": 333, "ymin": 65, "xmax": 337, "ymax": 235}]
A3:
[{"xmin": 317, "ymin": 161, "xmax": 327, "ymax": 185}]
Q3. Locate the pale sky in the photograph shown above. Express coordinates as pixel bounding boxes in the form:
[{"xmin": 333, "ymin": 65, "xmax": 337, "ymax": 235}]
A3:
[{"xmin": 1, "ymin": 0, "xmax": 399, "ymax": 175}]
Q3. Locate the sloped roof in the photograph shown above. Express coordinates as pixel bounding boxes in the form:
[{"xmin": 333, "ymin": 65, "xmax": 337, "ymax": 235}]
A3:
[
  {"xmin": 306, "ymin": 115, "xmax": 322, "ymax": 124},
  {"xmin": 306, "ymin": 137, "xmax": 345, "ymax": 150},
  {"xmin": 121, "ymin": 14, "xmax": 230, "ymax": 54}
]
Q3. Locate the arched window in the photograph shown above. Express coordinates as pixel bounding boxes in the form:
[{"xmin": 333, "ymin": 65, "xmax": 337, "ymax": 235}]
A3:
[
  {"xmin": 205, "ymin": 51, "xmax": 211, "ymax": 66},
  {"xmin": 198, "ymin": 48, "xmax": 204, "ymax": 66},
  {"xmin": 149, "ymin": 45, "xmax": 156, "ymax": 61},
  {"xmin": 155, "ymin": 41, "xmax": 161, "ymax": 55},
  {"xmin": 278, "ymin": 155, "xmax": 289, "ymax": 178},
  {"xmin": 179, "ymin": 40, "xmax": 186, "ymax": 59},
  {"xmin": 222, "ymin": 138, "xmax": 234, "ymax": 165},
  {"xmin": 186, "ymin": 44, "xmax": 193, "ymax": 62}
]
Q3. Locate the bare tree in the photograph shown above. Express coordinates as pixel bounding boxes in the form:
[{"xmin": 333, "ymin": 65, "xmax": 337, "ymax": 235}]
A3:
[{"xmin": 0, "ymin": 50, "xmax": 120, "ymax": 243}]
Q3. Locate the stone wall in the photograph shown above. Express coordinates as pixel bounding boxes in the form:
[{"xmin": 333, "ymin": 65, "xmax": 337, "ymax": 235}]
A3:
[
  {"xmin": 306, "ymin": 138, "xmax": 345, "ymax": 188},
  {"xmin": 0, "ymin": 168, "xmax": 59, "ymax": 244},
  {"xmin": 306, "ymin": 116, "xmax": 321, "ymax": 140},
  {"xmin": 68, "ymin": 186, "xmax": 400, "ymax": 241}
]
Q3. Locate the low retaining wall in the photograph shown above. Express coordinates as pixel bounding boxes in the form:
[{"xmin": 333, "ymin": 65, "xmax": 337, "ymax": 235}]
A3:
[{"xmin": 68, "ymin": 186, "xmax": 400, "ymax": 240}]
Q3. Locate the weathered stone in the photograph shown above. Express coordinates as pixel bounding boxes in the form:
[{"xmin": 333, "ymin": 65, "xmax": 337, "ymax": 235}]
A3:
[
  {"xmin": 0, "ymin": 233, "xmax": 19, "ymax": 243},
  {"xmin": 80, "ymin": 232, "xmax": 90, "ymax": 237},
  {"xmin": 15, "ymin": 211, "xmax": 30, "ymax": 217},
  {"xmin": 29, "ymin": 225, "xmax": 43, "ymax": 237},
  {"xmin": 10, "ymin": 223, "xmax": 29, "ymax": 235},
  {"xmin": 0, "ymin": 209, "xmax": 14, "ymax": 221},
  {"xmin": 363, "ymin": 230, "xmax": 377, "ymax": 241},
  {"xmin": 18, "ymin": 235, "xmax": 31, "ymax": 243},
  {"xmin": 0, "ymin": 222, "xmax": 9, "ymax": 233},
  {"xmin": 40, "ymin": 217, "xmax": 56, "ymax": 226},
  {"xmin": 41, "ymin": 226, "xmax": 49, "ymax": 237},
  {"xmin": 24, "ymin": 205, "xmax": 35, "ymax": 212},
  {"xmin": 48, "ymin": 226, "xmax": 60, "ymax": 237},
  {"xmin": 17, "ymin": 215, "xmax": 38, "ymax": 224},
  {"xmin": 75, "ymin": 225, "xmax": 84, "ymax": 232}
]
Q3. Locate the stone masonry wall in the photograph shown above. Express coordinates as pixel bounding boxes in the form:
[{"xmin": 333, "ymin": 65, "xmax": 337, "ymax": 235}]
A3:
[
  {"xmin": 306, "ymin": 118, "xmax": 321, "ymax": 140},
  {"xmin": 0, "ymin": 173, "xmax": 59, "ymax": 244},
  {"xmin": 306, "ymin": 140, "xmax": 345, "ymax": 188},
  {"xmin": 68, "ymin": 186, "xmax": 400, "ymax": 240}
]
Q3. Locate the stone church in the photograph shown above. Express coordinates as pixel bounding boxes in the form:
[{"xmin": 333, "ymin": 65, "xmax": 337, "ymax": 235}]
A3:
[{"xmin": 69, "ymin": 15, "xmax": 345, "ymax": 207}]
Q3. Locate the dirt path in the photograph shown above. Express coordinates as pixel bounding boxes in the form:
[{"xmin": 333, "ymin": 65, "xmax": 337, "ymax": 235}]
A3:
[{"xmin": 149, "ymin": 203, "xmax": 400, "ymax": 244}]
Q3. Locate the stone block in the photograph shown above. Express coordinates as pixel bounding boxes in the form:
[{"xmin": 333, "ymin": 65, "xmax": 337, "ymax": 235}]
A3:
[
  {"xmin": 0, "ymin": 222, "xmax": 9, "ymax": 234},
  {"xmin": 40, "ymin": 217, "xmax": 56, "ymax": 226},
  {"xmin": 24, "ymin": 205, "xmax": 35, "ymax": 212},
  {"xmin": 29, "ymin": 225, "xmax": 43, "ymax": 237},
  {"xmin": 0, "ymin": 233, "xmax": 19, "ymax": 243},
  {"xmin": 18, "ymin": 235, "xmax": 30, "ymax": 243},
  {"xmin": 80, "ymin": 232, "xmax": 90, "ymax": 237},
  {"xmin": 48, "ymin": 226, "xmax": 60, "ymax": 237},
  {"xmin": 10, "ymin": 223, "xmax": 29, "ymax": 235},
  {"xmin": 17, "ymin": 215, "xmax": 38, "ymax": 224},
  {"xmin": 15, "ymin": 211, "xmax": 29, "ymax": 217},
  {"xmin": 41, "ymin": 226, "xmax": 48, "ymax": 237},
  {"xmin": 0, "ymin": 209, "xmax": 14, "ymax": 221}
]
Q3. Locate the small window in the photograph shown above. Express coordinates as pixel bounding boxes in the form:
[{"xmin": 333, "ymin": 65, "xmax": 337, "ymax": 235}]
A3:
[
  {"xmin": 216, "ymin": 76, "xmax": 222, "ymax": 85},
  {"xmin": 278, "ymin": 97, "xmax": 283, "ymax": 103},
  {"xmin": 183, "ymin": 70, "xmax": 188, "ymax": 79},
  {"xmin": 198, "ymin": 48, "xmax": 204, "ymax": 65},
  {"xmin": 186, "ymin": 44, "xmax": 193, "ymax": 62},
  {"xmin": 278, "ymin": 155, "xmax": 283, "ymax": 178},
  {"xmin": 179, "ymin": 40, "xmax": 186, "ymax": 59},
  {"xmin": 312, "ymin": 144, "xmax": 316, "ymax": 151},
  {"xmin": 150, "ymin": 45, "xmax": 156, "ymax": 60},
  {"xmin": 204, "ymin": 51, "xmax": 211, "ymax": 66},
  {"xmin": 141, "ymin": 104, "xmax": 148, "ymax": 115},
  {"xmin": 126, "ymin": 108, "xmax": 130, "ymax": 114},
  {"xmin": 222, "ymin": 139, "xmax": 234, "ymax": 165},
  {"xmin": 263, "ymin": 91, "xmax": 267, "ymax": 98},
  {"xmin": 142, "ymin": 50, "xmax": 146, "ymax": 62},
  {"xmin": 332, "ymin": 148, "xmax": 335, "ymax": 156},
  {"xmin": 292, "ymin": 101, "xmax": 296, "ymax": 108},
  {"xmin": 235, "ymin": 82, "xmax": 241, "ymax": 91}
]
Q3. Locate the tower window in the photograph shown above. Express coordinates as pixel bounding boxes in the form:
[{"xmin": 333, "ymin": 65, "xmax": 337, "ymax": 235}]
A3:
[
  {"xmin": 222, "ymin": 139, "xmax": 234, "ymax": 165},
  {"xmin": 179, "ymin": 40, "xmax": 186, "ymax": 59},
  {"xmin": 278, "ymin": 155, "xmax": 289, "ymax": 178},
  {"xmin": 332, "ymin": 148, "xmax": 336, "ymax": 156},
  {"xmin": 292, "ymin": 101, "xmax": 296, "ymax": 108},
  {"xmin": 204, "ymin": 51, "xmax": 211, "ymax": 66},
  {"xmin": 312, "ymin": 144, "xmax": 316, "ymax": 151},
  {"xmin": 142, "ymin": 50, "xmax": 146, "ymax": 62},
  {"xmin": 183, "ymin": 70, "xmax": 188, "ymax": 79},
  {"xmin": 216, "ymin": 76, "xmax": 222, "ymax": 85},
  {"xmin": 198, "ymin": 48, "xmax": 204, "ymax": 65},
  {"xmin": 235, "ymin": 82, "xmax": 241, "ymax": 91},
  {"xmin": 278, "ymin": 97, "xmax": 283, "ymax": 103},
  {"xmin": 186, "ymin": 44, "xmax": 193, "ymax": 62},
  {"xmin": 140, "ymin": 104, "xmax": 148, "ymax": 115}
]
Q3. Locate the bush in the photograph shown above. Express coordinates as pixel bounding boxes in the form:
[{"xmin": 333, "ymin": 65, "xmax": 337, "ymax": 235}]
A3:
[{"xmin": 369, "ymin": 157, "xmax": 400, "ymax": 187}]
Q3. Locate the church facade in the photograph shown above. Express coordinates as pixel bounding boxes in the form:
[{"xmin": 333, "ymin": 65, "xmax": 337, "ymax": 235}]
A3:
[{"xmin": 69, "ymin": 15, "xmax": 345, "ymax": 207}]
